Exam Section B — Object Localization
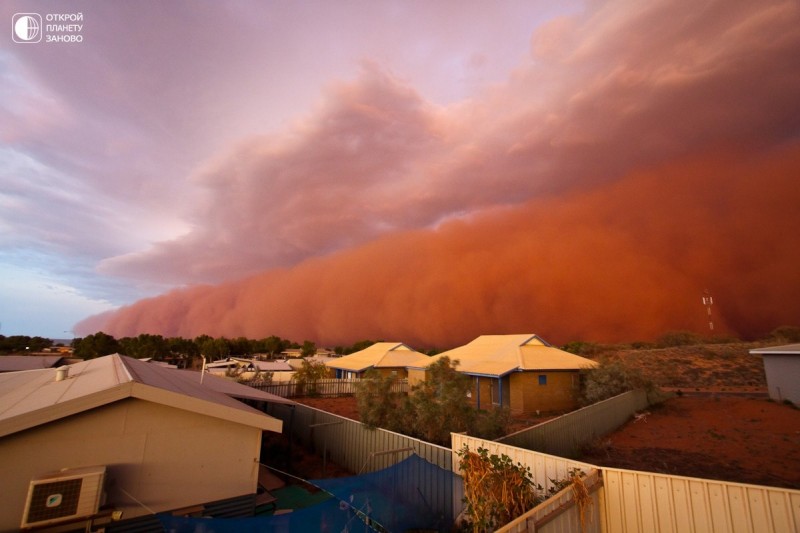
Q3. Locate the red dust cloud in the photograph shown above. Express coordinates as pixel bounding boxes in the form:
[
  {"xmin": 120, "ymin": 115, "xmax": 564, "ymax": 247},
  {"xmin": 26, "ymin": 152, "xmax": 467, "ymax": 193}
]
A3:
[
  {"xmin": 76, "ymin": 0, "xmax": 800, "ymax": 348},
  {"xmin": 78, "ymin": 144, "xmax": 800, "ymax": 348}
]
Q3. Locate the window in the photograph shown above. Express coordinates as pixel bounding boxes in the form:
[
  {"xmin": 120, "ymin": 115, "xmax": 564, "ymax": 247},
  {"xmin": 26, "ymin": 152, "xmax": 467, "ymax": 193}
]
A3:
[{"xmin": 538, "ymin": 374, "xmax": 547, "ymax": 386}]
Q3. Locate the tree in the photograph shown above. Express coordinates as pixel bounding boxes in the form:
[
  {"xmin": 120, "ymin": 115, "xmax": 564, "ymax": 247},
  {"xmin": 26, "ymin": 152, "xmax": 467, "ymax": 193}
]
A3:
[
  {"xmin": 355, "ymin": 356, "xmax": 476, "ymax": 445},
  {"xmin": 292, "ymin": 359, "xmax": 328, "ymax": 396},
  {"xmin": 73, "ymin": 332, "xmax": 120, "ymax": 360},
  {"xmin": 301, "ymin": 340, "xmax": 317, "ymax": 357},
  {"xmin": 409, "ymin": 357, "xmax": 475, "ymax": 444},
  {"xmin": 355, "ymin": 369, "xmax": 410, "ymax": 431}
]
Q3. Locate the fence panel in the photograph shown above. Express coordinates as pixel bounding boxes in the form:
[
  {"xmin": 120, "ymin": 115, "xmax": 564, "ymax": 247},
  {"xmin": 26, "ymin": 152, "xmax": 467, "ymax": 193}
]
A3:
[
  {"xmin": 601, "ymin": 467, "xmax": 800, "ymax": 533},
  {"xmin": 451, "ymin": 434, "xmax": 595, "ymax": 496},
  {"xmin": 249, "ymin": 378, "xmax": 407, "ymax": 398},
  {"xmin": 496, "ymin": 469, "xmax": 603, "ymax": 533},
  {"xmin": 497, "ymin": 389, "xmax": 650, "ymax": 458}
]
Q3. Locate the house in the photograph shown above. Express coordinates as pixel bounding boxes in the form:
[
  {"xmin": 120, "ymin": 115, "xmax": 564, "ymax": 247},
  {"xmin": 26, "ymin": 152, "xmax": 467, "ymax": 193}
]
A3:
[
  {"xmin": 325, "ymin": 342, "xmax": 430, "ymax": 379},
  {"xmin": 749, "ymin": 343, "xmax": 800, "ymax": 405},
  {"xmin": 0, "ymin": 355, "xmax": 65, "ymax": 372},
  {"xmin": 408, "ymin": 334, "xmax": 598, "ymax": 414},
  {"xmin": 0, "ymin": 353, "xmax": 293, "ymax": 531},
  {"xmin": 205, "ymin": 357, "xmax": 295, "ymax": 381}
]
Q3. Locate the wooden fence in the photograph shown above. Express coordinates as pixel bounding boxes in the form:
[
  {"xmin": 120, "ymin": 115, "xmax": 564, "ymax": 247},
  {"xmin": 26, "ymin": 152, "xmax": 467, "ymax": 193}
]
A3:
[
  {"xmin": 497, "ymin": 389, "xmax": 650, "ymax": 458},
  {"xmin": 249, "ymin": 377, "xmax": 408, "ymax": 398}
]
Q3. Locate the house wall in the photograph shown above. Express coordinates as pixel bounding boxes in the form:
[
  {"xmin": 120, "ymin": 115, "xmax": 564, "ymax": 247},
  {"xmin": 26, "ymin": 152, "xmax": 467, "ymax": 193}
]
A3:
[
  {"xmin": 407, "ymin": 368, "xmax": 427, "ymax": 387},
  {"xmin": 763, "ymin": 355, "xmax": 800, "ymax": 404},
  {"xmin": 509, "ymin": 371, "xmax": 580, "ymax": 414},
  {"xmin": 470, "ymin": 376, "xmax": 511, "ymax": 410},
  {"xmin": 0, "ymin": 398, "xmax": 262, "ymax": 531},
  {"xmin": 375, "ymin": 367, "xmax": 408, "ymax": 379}
]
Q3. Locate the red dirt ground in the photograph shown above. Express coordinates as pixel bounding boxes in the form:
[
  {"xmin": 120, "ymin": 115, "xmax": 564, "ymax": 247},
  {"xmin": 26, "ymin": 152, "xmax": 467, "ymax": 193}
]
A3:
[
  {"xmin": 296, "ymin": 394, "xmax": 800, "ymax": 489},
  {"xmin": 579, "ymin": 395, "xmax": 800, "ymax": 489}
]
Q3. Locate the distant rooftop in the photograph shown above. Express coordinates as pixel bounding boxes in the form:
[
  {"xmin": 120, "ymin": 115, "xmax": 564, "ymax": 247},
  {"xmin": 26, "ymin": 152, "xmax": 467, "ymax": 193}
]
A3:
[{"xmin": 0, "ymin": 355, "xmax": 64, "ymax": 373}]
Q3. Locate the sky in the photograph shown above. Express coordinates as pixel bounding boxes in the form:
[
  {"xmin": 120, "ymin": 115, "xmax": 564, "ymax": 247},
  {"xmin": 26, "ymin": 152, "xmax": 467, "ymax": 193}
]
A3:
[{"xmin": 2, "ymin": 0, "xmax": 799, "ymax": 347}]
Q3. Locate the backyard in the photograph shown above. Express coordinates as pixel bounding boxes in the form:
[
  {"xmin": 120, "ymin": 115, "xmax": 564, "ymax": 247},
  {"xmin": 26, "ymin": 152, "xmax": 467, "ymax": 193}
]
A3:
[{"xmin": 293, "ymin": 341, "xmax": 800, "ymax": 489}]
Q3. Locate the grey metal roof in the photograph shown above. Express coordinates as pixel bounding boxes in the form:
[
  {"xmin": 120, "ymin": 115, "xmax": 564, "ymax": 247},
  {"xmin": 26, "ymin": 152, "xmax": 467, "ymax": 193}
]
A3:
[
  {"xmin": 750, "ymin": 343, "xmax": 800, "ymax": 355},
  {"xmin": 0, "ymin": 355, "xmax": 64, "ymax": 372},
  {"xmin": 0, "ymin": 354, "xmax": 291, "ymax": 438}
]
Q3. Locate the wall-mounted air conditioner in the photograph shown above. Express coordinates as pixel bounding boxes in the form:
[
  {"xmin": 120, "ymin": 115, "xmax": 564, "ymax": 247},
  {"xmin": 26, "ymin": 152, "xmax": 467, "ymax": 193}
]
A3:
[{"xmin": 20, "ymin": 465, "xmax": 106, "ymax": 529}]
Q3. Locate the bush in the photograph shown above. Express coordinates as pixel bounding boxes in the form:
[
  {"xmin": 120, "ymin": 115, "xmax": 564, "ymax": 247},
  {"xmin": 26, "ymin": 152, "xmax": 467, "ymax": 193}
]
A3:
[
  {"xmin": 656, "ymin": 331, "xmax": 702, "ymax": 347},
  {"xmin": 579, "ymin": 359, "xmax": 655, "ymax": 405}
]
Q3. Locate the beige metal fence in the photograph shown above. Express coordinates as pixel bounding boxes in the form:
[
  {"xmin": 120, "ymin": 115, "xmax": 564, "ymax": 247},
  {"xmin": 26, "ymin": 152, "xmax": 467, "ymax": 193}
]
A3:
[
  {"xmin": 250, "ymin": 377, "xmax": 408, "ymax": 398},
  {"xmin": 601, "ymin": 467, "xmax": 800, "ymax": 533},
  {"xmin": 451, "ymin": 435, "xmax": 800, "ymax": 533},
  {"xmin": 497, "ymin": 389, "xmax": 650, "ymax": 458},
  {"xmin": 496, "ymin": 469, "xmax": 604, "ymax": 533}
]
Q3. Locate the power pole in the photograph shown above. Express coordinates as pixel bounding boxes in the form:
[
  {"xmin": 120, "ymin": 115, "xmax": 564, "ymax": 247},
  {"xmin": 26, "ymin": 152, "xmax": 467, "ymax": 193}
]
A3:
[{"xmin": 702, "ymin": 290, "xmax": 714, "ymax": 331}]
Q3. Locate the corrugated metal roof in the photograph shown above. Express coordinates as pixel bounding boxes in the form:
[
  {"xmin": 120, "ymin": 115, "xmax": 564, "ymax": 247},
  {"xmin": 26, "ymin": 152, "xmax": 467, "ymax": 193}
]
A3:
[
  {"xmin": 0, "ymin": 354, "xmax": 289, "ymax": 438},
  {"xmin": 413, "ymin": 334, "xmax": 597, "ymax": 376},
  {"xmin": 750, "ymin": 343, "xmax": 800, "ymax": 355},
  {"xmin": 0, "ymin": 355, "xmax": 64, "ymax": 372},
  {"xmin": 325, "ymin": 342, "xmax": 429, "ymax": 372}
]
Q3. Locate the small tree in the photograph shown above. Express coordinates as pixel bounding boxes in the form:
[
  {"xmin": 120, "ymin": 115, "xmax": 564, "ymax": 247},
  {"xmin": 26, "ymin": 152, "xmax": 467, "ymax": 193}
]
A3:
[
  {"xmin": 408, "ymin": 357, "xmax": 474, "ymax": 445},
  {"xmin": 355, "ymin": 369, "xmax": 409, "ymax": 430},
  {"xmin": 292, "ymin": 359, "xmax": 327, "ymax": 396}
]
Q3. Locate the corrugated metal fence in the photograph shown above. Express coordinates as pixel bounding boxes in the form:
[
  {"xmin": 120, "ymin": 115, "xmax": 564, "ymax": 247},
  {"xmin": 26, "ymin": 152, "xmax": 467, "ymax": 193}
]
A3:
[
  {"xmin": 452, "ymin": 435, "xmax": 800, "ymax": 533},
  {"xmin": 250, "ymin": 378, "xmax": 408, "ymax": 398},
  {"xmin": 265, "ymin": 402, "xmax": 461, "ymax": 523},
  {"xmin": 497, "ymin": 389, "xmax": 650, "ymax": 458},
  {"xmin": 601, "ymin": 468, "xmax": 800, "ymax": 533},
  {"xmin": 268, "ymin": 402, "xmax": 452, "ymax": 473}
]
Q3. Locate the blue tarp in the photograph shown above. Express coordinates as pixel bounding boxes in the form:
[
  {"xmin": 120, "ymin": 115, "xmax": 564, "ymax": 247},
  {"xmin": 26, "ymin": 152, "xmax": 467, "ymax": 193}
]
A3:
[
  {"xmin": 158, "ymin": 454, "xmax": 460, "ymax": 533},
  {"xmin": 159, "ymin": 497, "xmax": 377, "ymax": 532}
]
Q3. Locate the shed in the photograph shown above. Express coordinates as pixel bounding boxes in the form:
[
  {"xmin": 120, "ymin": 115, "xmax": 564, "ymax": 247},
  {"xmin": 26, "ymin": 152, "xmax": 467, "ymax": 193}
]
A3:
[
  {"xmin": 749, "ymin": 343, "xmax": 800, "ymax": 405},
  {"xmin": 0, "ymin": 353, "xmax": 291, "ymax": 531}
]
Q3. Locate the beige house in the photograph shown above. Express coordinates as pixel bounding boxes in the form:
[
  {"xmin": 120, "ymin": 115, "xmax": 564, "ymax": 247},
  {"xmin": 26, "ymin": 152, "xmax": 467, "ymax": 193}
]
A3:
[
  {"xmin": 326, "ymin": 342, "xmax": 429, "ymax": 379},
  {"xmin": 408, "ymin": 334, "xmax": 598, "ymax": 414},
  {"xmin": 0, "ymin": 354, "xmax": 291, "ymax": 531}
]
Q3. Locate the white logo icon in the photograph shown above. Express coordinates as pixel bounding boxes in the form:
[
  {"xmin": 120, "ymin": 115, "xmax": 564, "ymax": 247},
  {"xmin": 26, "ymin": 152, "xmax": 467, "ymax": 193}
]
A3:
[{"xmin": 13, "ymin": 13, "xmax": 42, "ymax": 43}]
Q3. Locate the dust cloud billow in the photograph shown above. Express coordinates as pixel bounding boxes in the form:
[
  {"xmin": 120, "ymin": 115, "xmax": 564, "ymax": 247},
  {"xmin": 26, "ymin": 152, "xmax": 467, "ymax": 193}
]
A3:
[
  {"xmin": 77, "ymin": 0, "xmax": 800, "ymax": 347},
  {"xmin": 77, "ymin": 144, "xmax": 800, "ymax": 347}
]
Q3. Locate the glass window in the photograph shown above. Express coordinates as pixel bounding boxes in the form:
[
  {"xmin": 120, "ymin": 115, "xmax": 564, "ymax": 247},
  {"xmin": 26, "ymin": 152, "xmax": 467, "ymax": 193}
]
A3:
[{"xmin": 538, "ymin": 374, "xmax": 547, "ymax": 385}]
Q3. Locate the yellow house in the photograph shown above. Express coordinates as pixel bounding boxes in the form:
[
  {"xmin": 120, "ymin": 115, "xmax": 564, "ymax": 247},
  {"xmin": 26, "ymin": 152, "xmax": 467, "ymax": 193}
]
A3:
[
  {"xmin": 0, "ymin": 354, "xmax": 290, "ymax": 531},
  {"xmin": 408, "ymin": 334, "xmax": 598, "ymax": 415},
  {"xmin": 325, "ymin": 342, "xmax": 429, "ymax": 379}
]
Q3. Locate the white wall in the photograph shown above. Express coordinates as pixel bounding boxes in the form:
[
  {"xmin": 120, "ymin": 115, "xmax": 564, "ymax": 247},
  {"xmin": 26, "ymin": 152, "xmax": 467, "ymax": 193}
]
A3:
[{"xmin": 763, "ymin": 355, "xmax": 800, "ymax": 404}]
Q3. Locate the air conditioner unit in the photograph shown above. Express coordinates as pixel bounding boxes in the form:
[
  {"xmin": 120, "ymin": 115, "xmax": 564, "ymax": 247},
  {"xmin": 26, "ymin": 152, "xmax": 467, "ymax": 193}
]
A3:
[{"xmin": 20, "ymin": 465, "xmax": 106, "ymax": 529}]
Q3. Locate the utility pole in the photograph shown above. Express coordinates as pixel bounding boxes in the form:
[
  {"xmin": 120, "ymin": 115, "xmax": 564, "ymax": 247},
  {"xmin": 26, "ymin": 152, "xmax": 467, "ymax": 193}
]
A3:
[{"xmin": 702, "ymin": 290, "xmax": 714, "ymax": 331}]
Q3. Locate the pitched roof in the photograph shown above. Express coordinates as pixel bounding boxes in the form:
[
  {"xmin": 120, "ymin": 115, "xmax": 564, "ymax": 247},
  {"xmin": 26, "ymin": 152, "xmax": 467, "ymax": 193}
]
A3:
[
  {"xmin": 750, "ymin": 343, "xmax": 800, "ymax": 355},
  {"xmin": 0, "ymin": 354, "xmax": 291, "ymax": 438},
  {"xmin": 0, "ymin": 355, "xmax": 64, "ymax": 372},
  {"xmin": 413, "ymin": 334, "xmax": 598, "ymax": 377},
  {"xmin": 326, "ymin": 342, "xmax": 429, "ymax": 372}
]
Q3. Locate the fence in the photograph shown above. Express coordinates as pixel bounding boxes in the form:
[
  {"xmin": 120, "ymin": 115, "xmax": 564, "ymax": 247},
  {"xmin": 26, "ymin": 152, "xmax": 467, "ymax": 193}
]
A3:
[
  {"xmin": 496, "ymin": 469, "xmax": 604, "ymax": 533},
  {"xmin": 497, "ymin": 389, "xmax": 650, "ymax": 458},
  {"xmin": 601, "ymin": 467, "xmax": 800, "ymax": 533},
  {"xmin": 451, "ymin": 435, "xmax": 800, "ymax": 533},
  {"xmin": 265, "ymin": 402, "xmax": 462, "ymax": 525},
  {"xmin": 249, "ymin": 377, "xmax": 408, "ymax": 398}
]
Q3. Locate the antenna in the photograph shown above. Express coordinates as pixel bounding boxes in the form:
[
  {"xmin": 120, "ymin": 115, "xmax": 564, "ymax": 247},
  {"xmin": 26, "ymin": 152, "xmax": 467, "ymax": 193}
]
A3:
[{"xmin": 702, "ymin": 290, "xmax": 714, "ymax": 331}]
